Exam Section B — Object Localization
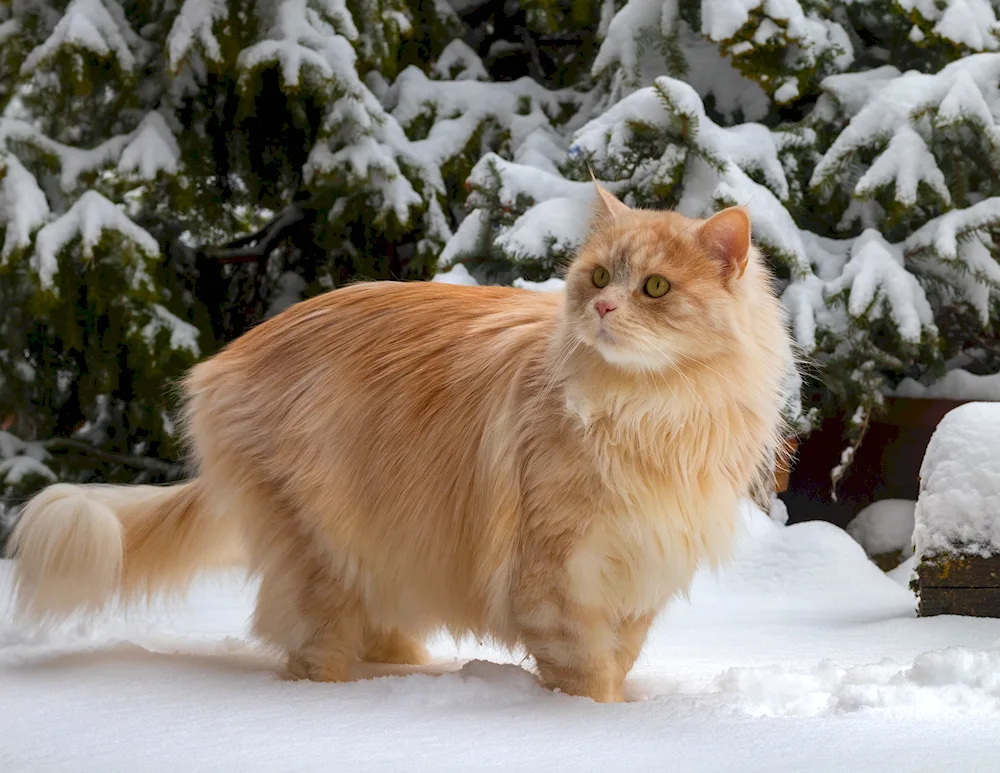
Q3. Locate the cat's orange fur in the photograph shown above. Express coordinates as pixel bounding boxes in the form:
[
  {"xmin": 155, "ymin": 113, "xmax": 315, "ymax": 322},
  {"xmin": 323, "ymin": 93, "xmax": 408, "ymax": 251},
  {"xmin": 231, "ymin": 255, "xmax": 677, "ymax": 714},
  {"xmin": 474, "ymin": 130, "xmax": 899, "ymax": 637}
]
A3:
[{"xmin": 6, "ymin": 183, "xmax": 791, "ymax": 703}]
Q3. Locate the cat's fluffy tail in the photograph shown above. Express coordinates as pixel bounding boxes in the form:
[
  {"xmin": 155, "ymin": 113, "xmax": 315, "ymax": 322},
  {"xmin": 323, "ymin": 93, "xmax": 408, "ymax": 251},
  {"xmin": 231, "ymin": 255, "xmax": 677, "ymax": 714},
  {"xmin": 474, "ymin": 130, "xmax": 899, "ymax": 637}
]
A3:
[{"xmin": 5, "ymin": 480, "xmax": 243, "ymax": 622}]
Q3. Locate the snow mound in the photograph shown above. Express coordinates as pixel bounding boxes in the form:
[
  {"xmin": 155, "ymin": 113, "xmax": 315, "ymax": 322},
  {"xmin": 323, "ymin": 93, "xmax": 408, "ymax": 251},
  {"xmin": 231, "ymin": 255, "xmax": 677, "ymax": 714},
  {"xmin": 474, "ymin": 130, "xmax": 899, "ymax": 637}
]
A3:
[
  {"xmin": 888, "ymin": 555, "xmax": 917, "ymax": 587},
  {"xmin": 914, "ymin": 402, "xmax": 1000, "ymax": 560},
  {"xmin": 716, "ymin": 645, "xmax": 1000, "ymax": 717},
  {"xmin": 680, "ymin": 502, "xmax": 914, "ymax": 622},
  {"xmin": 368, "ymin": 660, "xmax": 546, "ymax": 707},
  {"xmin": 847, "ymin": 499, "xmax": 916, "ymax": 558}
]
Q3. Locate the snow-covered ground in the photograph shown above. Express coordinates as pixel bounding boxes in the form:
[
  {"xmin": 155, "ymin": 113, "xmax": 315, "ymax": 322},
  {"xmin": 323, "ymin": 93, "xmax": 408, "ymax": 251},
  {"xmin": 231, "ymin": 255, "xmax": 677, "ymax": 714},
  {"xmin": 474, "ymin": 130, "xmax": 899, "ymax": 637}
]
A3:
[
  {"xmin": 3, "ymin": 503, "xmax": 1000, "ymax": 771},
  {"xmin": 847, "ymin": 498, "xmax": 915, "ymax": 560}
]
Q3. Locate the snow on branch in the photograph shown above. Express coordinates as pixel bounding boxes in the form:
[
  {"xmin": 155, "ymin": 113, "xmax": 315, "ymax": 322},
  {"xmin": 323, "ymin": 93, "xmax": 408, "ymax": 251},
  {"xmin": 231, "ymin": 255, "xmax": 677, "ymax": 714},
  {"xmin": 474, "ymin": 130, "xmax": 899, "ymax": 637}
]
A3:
[
  {"xmin": 307, "ymin": 59, "xmax": 587, "ymax": 248},
  {"xmin": 702, "ymin": 0, "xmax": 762, "ymax": 42},
  {"xmin": 781, "ymin": 273, "xmax": 828, "ymax": 352},
  {"xmin": 782, "ymin": 201, "xmax": 1000, "ymax": 358},
  {"xmin": 590, "ymin": 0, "xmax": 669, "ymax": 102},
  {"xmin": 826, "ymin": 230, "xmax": 936, "ymax": 344},
  {"xmin": 900, "ymin": 0, "xmax": 1000, "ymax": 52},
  {"xmin": 592, "ymin": 0, "xmax": 851, "ymax": 107},
  {"xmin": 21, "ymin": 0, "xmax": 139, "ymax": 74},
  {"xmin": 167, "ymin": 0, "xmax": 230, "ymax": 71},
  {"xmin": 439, "ymin": 208, "xmax": 488, "ymax": 268},
  {"xmin": 707, "ymin": 0, "xmax": 853, "ymax": 93},
  {"xmin": 306, "ymin": 122, "xmax": 424, "ymax": 228},
  {"xmin": 232, "ymin": 1, "xmax": 441, "ymax": 236},
  {"xmin": 237, "ymin": 0, "xmax": 360, "ymax": 90},
  {"xmin": 912, "ymin": 234, "xmax": 1000, "ymax": 325},
  {"xmin": 0, "ymin": 19, "xmax": 19, "ymax": 47},
  {"xmin": 431, "ymin": 40, "xmax": 489, "ymax": 81},
  {"xmin": 117, "ymin": 112, "xmax": 181, "ymax": 180},
  {"xmin": 469, "ymin": 153, "xmax": 592, "ymax": 207},
  {"xmin": 1, "ymin": 111, "xmax": 181, "ymax": 191},
  {"xmin": 0, "ymin": 431, "xmax": 55, "ymax": 487},
  {"xmin": 811, "ymin": 54, "xmax": 1000, "ymax": 194},
  {"xmin": 142, "ymin": 304, "xmax": 200, "ymax": 357},
  {"xmin": 389, "ymin": 65, "xmax": 582, "ymax": 167},
  {"xmin": 934, "ymin": 68, "xmax": 1000, "ymax": 151},
  {"xmin": 853, "ymin": 124, "xmax": 950, "ymax": 207},
  {"xmin": 494, "ymin": 198, "xmax": 586, "ymax": 264},
  {"xmin": 32, "ymin": 190, "xmax": 158, "ymax": 291},
  {"xmin": 451, "ymin": 153, "xmax": 597, "ymax": 266},
  {"xmin": 0, "ymin": 118, "xmax": 129, "ymax": 190},
  {"xmin": 905, "ymin": 198, "xmax": 1000, "ymax": 261},
  {"xmin": 0, "ymin": 153, "xmax": 50, "ymax": 261},
  {"xmin": 570, "ymin": 76, "xmax": 789, "ymax": 200}
]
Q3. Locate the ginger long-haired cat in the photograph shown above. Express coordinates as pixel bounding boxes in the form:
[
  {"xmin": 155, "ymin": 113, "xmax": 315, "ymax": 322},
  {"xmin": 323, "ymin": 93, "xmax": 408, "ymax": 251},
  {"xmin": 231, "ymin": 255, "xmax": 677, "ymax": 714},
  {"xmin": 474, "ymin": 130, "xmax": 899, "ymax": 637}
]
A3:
[{"xmin": 6, "ymin": 182, "xmax": 791, "ymax": 702}]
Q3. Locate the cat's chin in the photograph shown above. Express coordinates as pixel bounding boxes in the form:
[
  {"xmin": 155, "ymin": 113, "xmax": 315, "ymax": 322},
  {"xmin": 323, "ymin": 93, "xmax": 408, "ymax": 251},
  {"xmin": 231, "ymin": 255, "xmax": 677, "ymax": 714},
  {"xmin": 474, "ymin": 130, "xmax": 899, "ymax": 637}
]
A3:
[{"xmin": 593, "ymin": 340, "xmax": 669, "ymax": 372}]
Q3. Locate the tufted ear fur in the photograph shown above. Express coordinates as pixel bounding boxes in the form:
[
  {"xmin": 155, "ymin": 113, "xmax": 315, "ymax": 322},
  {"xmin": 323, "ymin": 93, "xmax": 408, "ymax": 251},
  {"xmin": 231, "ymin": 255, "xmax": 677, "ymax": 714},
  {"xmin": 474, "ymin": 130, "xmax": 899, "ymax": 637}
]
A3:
[
  {"xmin": 588, "ymin": 167, "xmax": 630, "ymax": 224},
  {"xmin": 697, "ymin": 207, "xmax": 751, "ymax": 281}
]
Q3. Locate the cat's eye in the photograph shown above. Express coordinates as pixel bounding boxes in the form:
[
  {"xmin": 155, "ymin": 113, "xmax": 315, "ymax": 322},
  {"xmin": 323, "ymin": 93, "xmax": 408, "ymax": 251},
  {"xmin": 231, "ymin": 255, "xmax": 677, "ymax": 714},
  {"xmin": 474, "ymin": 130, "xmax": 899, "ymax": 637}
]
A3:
[
  {"xmin": 593, "ymin": 266, "xmax": 611, "ymax": 288},
  {"xmin": 643, "ymin": 275, "xmax": 670, "ymax": 298}
]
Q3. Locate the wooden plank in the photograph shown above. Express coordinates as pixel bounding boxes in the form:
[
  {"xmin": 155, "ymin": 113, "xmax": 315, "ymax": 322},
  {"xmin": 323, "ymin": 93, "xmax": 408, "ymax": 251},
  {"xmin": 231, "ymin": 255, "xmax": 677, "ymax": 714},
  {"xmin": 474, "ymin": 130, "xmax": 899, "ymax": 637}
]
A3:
[
  {"xmin": 917, "ymin": 555, "xmax": 1000, "ymax": 588},
  {"xmin": 881, "ymin": 397, "xmax": 968, "ymax": 428},
  {"xmin": 918, "ymin": 587, "xmax": 1000, "ymax": 618},
  {"xmin": 773, "ymin": 437, "xmax": 798, "ymax": 494},
  {"xmin": 872, "ymin": 550, "xmax": 904, "ymax": 573}
]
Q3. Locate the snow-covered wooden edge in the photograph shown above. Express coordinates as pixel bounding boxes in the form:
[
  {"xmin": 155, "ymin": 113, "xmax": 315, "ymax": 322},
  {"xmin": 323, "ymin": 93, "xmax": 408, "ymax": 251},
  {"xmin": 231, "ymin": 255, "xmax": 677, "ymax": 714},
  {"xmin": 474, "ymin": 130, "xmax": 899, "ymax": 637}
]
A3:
[{"xmin": 914, "ymin": 402, "xmax": 1000, "ymax": 617}]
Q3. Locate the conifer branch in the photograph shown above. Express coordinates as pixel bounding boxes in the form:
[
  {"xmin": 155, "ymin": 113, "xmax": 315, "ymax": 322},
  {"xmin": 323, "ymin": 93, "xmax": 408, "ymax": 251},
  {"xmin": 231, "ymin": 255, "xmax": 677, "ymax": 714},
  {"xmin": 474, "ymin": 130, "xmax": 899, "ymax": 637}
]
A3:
[
  {"xmin": 199, "ymin": 204, "xmax": 307, "ymax": 264},
  {"xmin": 41, "ymin": 438, "xmax": 183, "ymax": 476}
]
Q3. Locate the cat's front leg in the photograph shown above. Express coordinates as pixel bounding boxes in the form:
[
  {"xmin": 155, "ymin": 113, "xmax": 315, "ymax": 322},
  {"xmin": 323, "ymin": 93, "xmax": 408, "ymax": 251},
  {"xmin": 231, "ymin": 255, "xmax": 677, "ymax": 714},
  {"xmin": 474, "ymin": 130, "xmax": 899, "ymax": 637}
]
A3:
[
  {"xmin": 614, "ymin": 611, "xmax": 655, "ymax": 684},
  {"xmin": 517, "ymin": 605, "xmax": 624, "ymax": 703}
]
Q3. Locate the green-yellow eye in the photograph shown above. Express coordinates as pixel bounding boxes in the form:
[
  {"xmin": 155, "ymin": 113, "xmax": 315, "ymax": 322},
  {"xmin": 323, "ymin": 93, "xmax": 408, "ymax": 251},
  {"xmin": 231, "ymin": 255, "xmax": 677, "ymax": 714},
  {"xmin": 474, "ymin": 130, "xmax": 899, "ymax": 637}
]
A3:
[
  {"xmin": 593, "ymin": 266, "xmax": 610, "ymax": 288},
  {"xmin": 644, "ymin": 275, "xmax": 670, "ymax": 298}
]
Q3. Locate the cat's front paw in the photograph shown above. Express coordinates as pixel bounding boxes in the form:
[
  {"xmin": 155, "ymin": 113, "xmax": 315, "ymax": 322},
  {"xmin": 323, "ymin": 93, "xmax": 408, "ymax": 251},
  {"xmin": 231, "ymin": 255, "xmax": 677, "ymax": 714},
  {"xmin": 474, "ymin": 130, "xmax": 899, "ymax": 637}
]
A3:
[{"xmin": 623, "ymin": 683, "xmax": 651, "ymax": 702}]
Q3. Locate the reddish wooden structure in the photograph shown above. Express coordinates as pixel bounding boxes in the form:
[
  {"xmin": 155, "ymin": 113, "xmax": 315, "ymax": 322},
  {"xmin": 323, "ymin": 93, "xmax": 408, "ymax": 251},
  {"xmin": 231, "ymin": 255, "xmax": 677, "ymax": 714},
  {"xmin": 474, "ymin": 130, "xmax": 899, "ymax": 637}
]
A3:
[{"xmin": 779, "ymin": 397, "xmax": 967, "ymax": 529}]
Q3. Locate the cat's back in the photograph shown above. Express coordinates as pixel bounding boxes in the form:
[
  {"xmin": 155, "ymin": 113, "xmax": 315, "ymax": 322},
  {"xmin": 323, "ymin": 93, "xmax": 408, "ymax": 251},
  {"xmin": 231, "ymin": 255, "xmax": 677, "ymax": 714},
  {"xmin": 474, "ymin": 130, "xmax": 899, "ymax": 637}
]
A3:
[
  {"xmin": 185, "ymin": 280, "xmax": 563, "ymax": 453},
  {"xmin": 231, "ymin": 280, "xmax": 562, "ymax": 369}
]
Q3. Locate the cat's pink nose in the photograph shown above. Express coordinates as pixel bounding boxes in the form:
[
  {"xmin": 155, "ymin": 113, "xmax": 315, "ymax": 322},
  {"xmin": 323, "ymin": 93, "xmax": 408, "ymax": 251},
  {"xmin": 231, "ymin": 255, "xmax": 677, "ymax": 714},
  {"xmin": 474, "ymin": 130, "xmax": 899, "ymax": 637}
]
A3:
[{"xmin": 595, "ymin": 299, "xmax": 617, "ymax": 319}]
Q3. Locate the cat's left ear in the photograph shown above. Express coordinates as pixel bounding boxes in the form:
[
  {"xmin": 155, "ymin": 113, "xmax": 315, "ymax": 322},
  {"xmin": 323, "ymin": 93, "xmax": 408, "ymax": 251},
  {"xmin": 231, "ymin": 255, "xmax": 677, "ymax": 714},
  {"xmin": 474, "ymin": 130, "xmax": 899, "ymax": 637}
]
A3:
[
  {"xmin": 589, "ymin": 167, "xmax": 630, "ymax": 222},
  {"xmin": 698, "ymin": 207, "xmax": 751, "ymax": 281}
]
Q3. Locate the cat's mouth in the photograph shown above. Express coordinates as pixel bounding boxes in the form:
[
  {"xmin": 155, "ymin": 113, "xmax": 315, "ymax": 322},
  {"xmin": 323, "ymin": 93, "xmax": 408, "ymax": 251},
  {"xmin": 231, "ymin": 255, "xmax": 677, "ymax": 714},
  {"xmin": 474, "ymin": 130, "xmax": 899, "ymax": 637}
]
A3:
[
  {"xmin": 594, "ymin": 339, "xmax": 660, "ymax": 371},
  {"xmin": 591, "ymin": 327, "xmax": 672, "ymax": 372}
]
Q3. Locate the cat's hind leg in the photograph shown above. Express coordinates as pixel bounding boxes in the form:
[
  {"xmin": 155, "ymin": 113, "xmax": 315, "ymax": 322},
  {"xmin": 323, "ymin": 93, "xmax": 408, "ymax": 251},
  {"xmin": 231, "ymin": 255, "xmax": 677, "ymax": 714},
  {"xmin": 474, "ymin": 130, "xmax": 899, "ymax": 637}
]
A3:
[
  {"xmin": 362, "ymin": 626, "xmax": 430, "ymax": 666},
  {"xmin": 284, "ymin": 612, "xmax": 365, "ymax": 683},
  {"xmin": 248, "ymin": 520, "xmax": 368, "ymax": 682},
  {"xmin": 240, "ymin": 483, "xmax": 427, "ymax": 678},
  {"xmin": 255, "ymin": 564, "xmax": 367, "ymax": 682}
]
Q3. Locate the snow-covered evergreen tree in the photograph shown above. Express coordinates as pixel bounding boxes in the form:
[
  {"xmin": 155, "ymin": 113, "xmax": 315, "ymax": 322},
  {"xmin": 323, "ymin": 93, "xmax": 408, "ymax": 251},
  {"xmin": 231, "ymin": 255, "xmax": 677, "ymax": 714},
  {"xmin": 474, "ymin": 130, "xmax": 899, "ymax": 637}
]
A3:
[
  {"xmin": 2, "ymin": 0, "xmax": 999, "ymax": 521},
  {"xmin": 0, "ymin": 0, "xmax": 465, "ymax": 519}
]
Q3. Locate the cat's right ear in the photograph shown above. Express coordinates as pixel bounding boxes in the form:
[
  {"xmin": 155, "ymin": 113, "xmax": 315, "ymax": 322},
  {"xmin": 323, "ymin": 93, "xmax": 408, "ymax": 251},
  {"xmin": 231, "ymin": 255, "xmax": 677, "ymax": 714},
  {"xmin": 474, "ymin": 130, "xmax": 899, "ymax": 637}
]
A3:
[{"xmin": 588, "ymin": 167, "xmax": 629, "ymax": 224}]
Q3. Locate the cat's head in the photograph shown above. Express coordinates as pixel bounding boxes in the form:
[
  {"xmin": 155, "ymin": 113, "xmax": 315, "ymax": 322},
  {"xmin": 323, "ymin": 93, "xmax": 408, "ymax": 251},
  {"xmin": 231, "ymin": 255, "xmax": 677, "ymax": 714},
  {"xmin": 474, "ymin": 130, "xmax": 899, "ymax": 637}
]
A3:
[{"xmin": 563, "ymin": 179, "xmax": 762, "ymax": 372}]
